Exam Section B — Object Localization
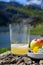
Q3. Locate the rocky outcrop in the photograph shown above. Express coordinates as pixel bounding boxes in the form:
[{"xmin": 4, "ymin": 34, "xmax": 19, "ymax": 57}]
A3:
[{"xmin": 0, "ymin": 51, "xmax": 42, "ymax": 65}]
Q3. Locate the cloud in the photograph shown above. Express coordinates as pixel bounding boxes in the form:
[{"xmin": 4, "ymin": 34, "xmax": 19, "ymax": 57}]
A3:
[{"xmin": 26, "ymin": 0, "xmax": 41, "ymax": 5}]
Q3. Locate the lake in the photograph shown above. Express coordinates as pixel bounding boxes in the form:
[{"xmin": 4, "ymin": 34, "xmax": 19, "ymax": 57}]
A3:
[{"xmin": 0, "ymin": 32, "xmax": 41, "ymax": 48}]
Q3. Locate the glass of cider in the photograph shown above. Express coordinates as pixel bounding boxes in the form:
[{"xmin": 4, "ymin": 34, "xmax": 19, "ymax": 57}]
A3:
[{"xmin": 9, "ymin": 22, "xmax": 30, "ymax": 55}]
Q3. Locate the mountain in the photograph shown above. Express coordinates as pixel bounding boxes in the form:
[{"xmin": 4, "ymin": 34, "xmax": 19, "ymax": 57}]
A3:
[
  {"xmin": 0, "ymin": 1, "xmax": 43, "ymax": 26},
  {"xmin": 26, "ymin": 4, "xmax": 41, "ymax": 10},
  {"xmin": 0, "ymin": 1, "xmax": 23, "ymax": 9},
  {"xmin": 8, "ymin": 2, "xmax": 23, "ymax": 7},
  {"xmin": 25, "ymin": 2, "xmax": 41, "ymax": 10},
  {"xmin": 25, "ymin": 0, "xmax": 42, "ymax": 10},
  {"xmin": 0, "ymin": 2, "xmax": 29, "ymax": 26}
]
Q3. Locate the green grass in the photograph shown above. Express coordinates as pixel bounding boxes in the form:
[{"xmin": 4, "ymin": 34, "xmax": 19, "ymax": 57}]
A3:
[
  {"xmin": 7, "ymin": 5, "xmax": 43, "ymax": 17},
  {"xmin": 30, "ymin": 24, "xmax": 43, "ymax": 35},
  {"xmin": 0, "ymin": 48, "xmax": 10, "ymax": 54}
]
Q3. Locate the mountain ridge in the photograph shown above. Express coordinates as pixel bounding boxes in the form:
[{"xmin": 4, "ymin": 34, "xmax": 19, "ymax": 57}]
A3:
[
  {"xmin": 25, "ymin": 0, "xmax": 42, "ymax": 10},
  {"xmin": 0, "ymin": 2, "xmax": 43, "ymax": 26}
]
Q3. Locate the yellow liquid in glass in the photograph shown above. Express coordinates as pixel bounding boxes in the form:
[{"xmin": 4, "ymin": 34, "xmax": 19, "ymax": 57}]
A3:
[{"xmin": 11, "ymin": 44, "xmax": 28, "ymax": 55}]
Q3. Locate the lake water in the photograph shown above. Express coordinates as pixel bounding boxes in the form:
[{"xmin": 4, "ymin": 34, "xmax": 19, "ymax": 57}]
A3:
[{"xmin": 0, "ymin": 32, "xmax": 41, "ymax": 48}]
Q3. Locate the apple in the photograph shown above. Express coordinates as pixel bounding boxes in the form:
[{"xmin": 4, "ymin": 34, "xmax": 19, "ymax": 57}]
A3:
[
  {"xmin": 37, "ymin": 39, "xmax": 43, "ymax": 43},
  {"xmin": 30, "ymin": 39, "xmax": 38, "ymax": 50},
  {"xmin": 32, "ymin": 46, "xmax": 39, "ymax": 53},
  {"xmin": 36, "ymin": 39, "xmax": 43, "ymax": 46},
  {"xmin": 30, "ymin": 39, "xmax": 43, "ymax": 50}
]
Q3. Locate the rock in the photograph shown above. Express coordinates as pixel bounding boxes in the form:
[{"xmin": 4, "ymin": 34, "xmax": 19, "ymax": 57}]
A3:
[
  {"xmin": 10, "ymin": 64, "xmax": 16, "ymax": 65},
  {"xmin": 10, "ymin": 56, "xmax": 21, "ymax": 64},
  {"xmin": 10, "ymin": 58, "xmax": 17, "ymax": 64},
  {"xmin": 0, "ymin": 60, "xmax": 3, "ymax": 65},
  {"xmin": 8, "ymin": 54, "xmax": 14, "ymax": 59},
  {"xmin": 32, "ymin": 61, "xmax": 35, "ymax": 64},
  {"xmin": 22, "ymin": 57, "xmax": 32, "ymax": 64},
  {"xmin": 16, "ymin": 58, "xmax": 24, "ymax": 65},
  {"xmin": 2, "ymin": 59, "xmax": 10, "ymax": 64},
  {"xmin": 0, "ymin": 51, "xmax": 11, "ymax": 59},
  {"xmin": 39, "ymin": 60, "xmax": 43, "ymax": 65},
  {"xmin": 0, "ymin": 51, "xmax": 39, "ymax": 65},
  {"xmin": 15, "ymin": 56, "xmax": 21, "ymax": 61},
  {"xmin": 35, "ymin": 63, "xmax": 38, "ymax": 65},
  {"xmin": 26, "ymin": 60, "xmax": 32, "ymax": 65},
  {"xmin": 3, "ymin": 64, "xmax": 11, "ymax": 65},
  {"xmin": 32, "ymin": 64, "xmax": 36, "ymax": 65},
  {"xmin": 32, "ymin": 63, "xmax": 38, "ymax": 65},
  {"xmin": 19, "ymin": 62, "xmax": 25, "ymax": 65}
]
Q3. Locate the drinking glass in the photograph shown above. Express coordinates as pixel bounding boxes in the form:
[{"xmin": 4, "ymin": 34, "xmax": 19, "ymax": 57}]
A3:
[{"xmin": 9, "ymin": 23, "xmax": 30, "ymax": 55}]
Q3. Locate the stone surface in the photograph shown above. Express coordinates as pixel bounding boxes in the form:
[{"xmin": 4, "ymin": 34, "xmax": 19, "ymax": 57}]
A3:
[{"xmin": 0, "ymin": 51, "xmax": 43, "ymax": 65}]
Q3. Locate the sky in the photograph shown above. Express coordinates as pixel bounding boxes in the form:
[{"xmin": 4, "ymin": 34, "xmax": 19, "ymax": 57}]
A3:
[
  {"xmin": 0, "ymin": 0, "xmax": 9, "ymax": 2},
  {"xmin": 0, "ymin": 0, "xmax": 42, "ymax": 6},
  {"xmin": 0, "ymin": 0, "xmax": 26, "ymax": 3},
  {"xmin": 14, "ymin": 0, "xmax": 26, "ymax": 4},
  {"xmin": 26, "ymin": 0, "xmax": 41, "ymax": 5}
]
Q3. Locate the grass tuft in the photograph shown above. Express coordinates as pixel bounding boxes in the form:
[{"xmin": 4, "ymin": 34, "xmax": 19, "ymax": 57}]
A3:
[{"xmin": 0, "ymin": 48, "xmax": 10, "ymax": 54}]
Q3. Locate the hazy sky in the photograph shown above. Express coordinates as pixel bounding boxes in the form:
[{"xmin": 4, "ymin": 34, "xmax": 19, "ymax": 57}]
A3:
[
  {"xmin": 0, "ymin": 0, "xmax": 9, "ymax": 2},
  {"xmin": 26, "ymin": 0, "xmax": 41, "ymax": 5},
  {"xmin": 0, "ymin": 0, "xmax": 42, "ymax": 5}
]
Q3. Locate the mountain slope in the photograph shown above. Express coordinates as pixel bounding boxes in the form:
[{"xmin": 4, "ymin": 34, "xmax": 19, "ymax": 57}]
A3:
[
  {"xmin": 0, "ymin": 2, "xmax": 43, "ymax": 26},
  {"xmin": 0, "ymin": 2, "xmax": 43, "ymax": 16}
]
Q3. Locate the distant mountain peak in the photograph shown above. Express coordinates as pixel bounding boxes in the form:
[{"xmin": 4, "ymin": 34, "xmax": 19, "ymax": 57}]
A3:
[
  {"xmin": 25, "ymin": 0, "xmax": 42, "ymax": 10},
  {"xmin": 26, "ymin": 0, "xmax": 41, "ymax": 5}
]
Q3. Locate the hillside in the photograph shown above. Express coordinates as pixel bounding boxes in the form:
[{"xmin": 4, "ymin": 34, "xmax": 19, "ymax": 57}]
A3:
[
  {"xmin": 0, "ymin": 2, "xmax": 43, "ymax": 26},
  {"xmin": 0, "ymin": 2, "xmax": 42, "ymax": 16}
]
